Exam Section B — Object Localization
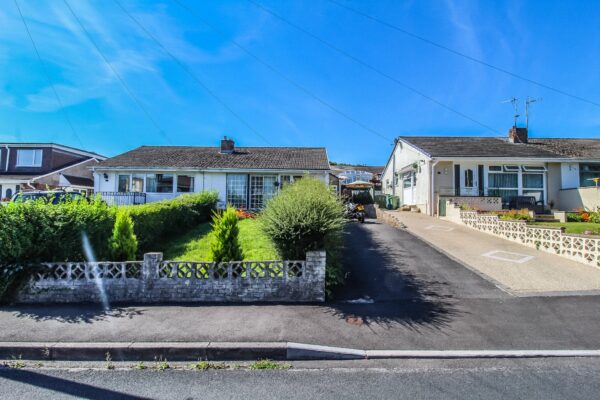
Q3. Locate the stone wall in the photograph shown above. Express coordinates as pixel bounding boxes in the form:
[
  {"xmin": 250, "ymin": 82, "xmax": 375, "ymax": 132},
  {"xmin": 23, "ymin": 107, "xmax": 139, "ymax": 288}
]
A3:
[{"xmin": 16, "ymin": 252, "xmax": 326, "ymax": 304}]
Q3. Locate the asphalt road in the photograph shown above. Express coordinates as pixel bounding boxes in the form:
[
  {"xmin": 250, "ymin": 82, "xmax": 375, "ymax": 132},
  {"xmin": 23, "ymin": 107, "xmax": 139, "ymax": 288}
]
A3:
[
  {"xmin": 2, "ymin": 221, "xmax": 600, "ymax": 350},
  {"xmin": 1, "ymin": 359, "xmax": 600, "ymax": 399}
]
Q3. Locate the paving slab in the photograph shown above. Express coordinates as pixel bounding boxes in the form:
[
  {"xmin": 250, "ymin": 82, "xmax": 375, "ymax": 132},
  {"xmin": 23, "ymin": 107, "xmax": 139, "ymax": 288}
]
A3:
[{"xmin": 380, "ymin": 210, "xmax": 600, "ymax": 295}]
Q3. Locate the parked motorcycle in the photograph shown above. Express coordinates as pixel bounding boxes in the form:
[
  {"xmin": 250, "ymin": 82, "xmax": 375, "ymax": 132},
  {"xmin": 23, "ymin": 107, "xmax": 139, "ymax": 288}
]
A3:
[{"xmin": 344, "ymin": 202, "xmax": 365, "ymax": 223}]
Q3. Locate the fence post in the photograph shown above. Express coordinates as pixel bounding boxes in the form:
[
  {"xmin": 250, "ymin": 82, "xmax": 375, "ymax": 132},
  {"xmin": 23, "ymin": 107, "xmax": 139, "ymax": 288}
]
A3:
[
  {"xmin": 143, "ymin": 252, "xmax": 162, "ymax": 281},
  {"xmin": 305, "ymin": 251, "xmax": 326, "ymax": 302}
]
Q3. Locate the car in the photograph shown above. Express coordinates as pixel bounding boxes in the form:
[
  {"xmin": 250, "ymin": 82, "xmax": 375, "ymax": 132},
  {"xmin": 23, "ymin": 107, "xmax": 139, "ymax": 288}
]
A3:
[{"xmin": 10, "ymin": 190, "xmax": 88, "ymax": 204}]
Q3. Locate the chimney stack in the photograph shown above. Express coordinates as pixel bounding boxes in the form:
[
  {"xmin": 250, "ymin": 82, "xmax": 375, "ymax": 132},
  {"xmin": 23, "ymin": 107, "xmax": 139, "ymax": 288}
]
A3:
[
  {"xmin": 508, "ymin": 127, "xmax": 528, "ymax": 144},
  {"xmin": 220, "ymin": 136, "xmax": 235, "ymax": 154}
]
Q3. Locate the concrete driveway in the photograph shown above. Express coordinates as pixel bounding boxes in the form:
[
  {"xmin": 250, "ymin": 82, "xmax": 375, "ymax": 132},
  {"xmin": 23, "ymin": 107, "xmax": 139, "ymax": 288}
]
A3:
[{"xmin": 2, "ymin": 221, "xmax": 600, "ymax": 350}]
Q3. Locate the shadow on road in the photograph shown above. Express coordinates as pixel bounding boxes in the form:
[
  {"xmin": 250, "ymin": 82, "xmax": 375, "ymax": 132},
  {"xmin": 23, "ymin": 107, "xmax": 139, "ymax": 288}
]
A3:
[
  {"xmin": 327, "ymin": 221, "xmax": 461, "ymax": 330},
  {"xmin": 7, "ymin": 306, "xmax": 144, "ymax": 324},
  {"xmin": 0, "ymin": 368, "xmax": 148, "ymax": 400}
]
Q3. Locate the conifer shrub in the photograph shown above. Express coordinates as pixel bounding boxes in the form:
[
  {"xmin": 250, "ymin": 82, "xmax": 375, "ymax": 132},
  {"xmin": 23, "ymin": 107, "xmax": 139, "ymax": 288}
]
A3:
[
  {"xmin": 209, "ymin": 206, "xmax": 243, "ymax": 263},
  {"xmin": 110, "ymin": 210, "xmax": 138, "ymax": 261}
]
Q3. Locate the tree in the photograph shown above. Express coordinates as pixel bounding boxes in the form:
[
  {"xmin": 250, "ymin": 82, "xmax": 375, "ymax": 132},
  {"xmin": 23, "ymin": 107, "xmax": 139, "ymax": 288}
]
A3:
[
  {"xmin": 110, "ymin": 210, "xmax": 138, "ymax": 261},
  {"xmin": 209, "ymin": 207, "xmax": 243, "ymax": 262}
]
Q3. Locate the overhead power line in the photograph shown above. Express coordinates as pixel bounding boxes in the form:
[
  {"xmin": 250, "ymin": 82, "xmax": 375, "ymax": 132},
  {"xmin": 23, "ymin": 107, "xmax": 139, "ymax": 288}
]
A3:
[
  {"xmin": 170, "ymin": 0, "xmax": 392, "ymax": 142},
  {"xmin": 14, "ymin": 0, "xmax": 84, "ymax": 147},
  {"xmin": 327, "ymin": 0, "xmax": 600, "ymax": 109},
  {"xmin": 113, "ymin": 0, "xmax": 271, "ymax": 145},
  {"xmin": 62, "ymin": 0, "xmax": 172, "ymax": 144},
  {"xmin": 246, "ymin": 0, "xmax": 500, "ymax": 134}
]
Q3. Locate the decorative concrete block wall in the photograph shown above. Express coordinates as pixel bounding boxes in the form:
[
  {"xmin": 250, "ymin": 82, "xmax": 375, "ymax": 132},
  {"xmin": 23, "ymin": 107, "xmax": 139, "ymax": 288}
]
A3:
[
  {"xmin": 460, "ymin": 211, "xmax": 600, "ymax": 268},
  {"xmin": 16, "ymin": 251, "xmax": 326, "ymax": 304}
]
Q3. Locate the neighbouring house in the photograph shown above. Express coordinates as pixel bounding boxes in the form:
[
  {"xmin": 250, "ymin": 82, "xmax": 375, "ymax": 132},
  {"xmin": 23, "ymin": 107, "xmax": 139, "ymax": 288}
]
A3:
[
  {"xmin": 381, "ymin": 127, "xmax": 600, "ymax": 215},
  {"xmin": 92, "ymin": 137, "xmax": 331, "ymax": 208},
  {"xmin": 330, "ymin": 164, "xmax": 384, "ymax": 194},
  {"xmin": 0, "ymin": 143, "xmax": 106, "ymax": 200}
]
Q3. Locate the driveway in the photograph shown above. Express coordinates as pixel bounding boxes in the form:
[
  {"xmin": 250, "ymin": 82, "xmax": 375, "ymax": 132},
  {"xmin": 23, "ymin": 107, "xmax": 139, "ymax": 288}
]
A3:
[
  {"xmin": 2, "ymin": 221, "xmax": 600, "ymax": 350},
  {"xmin": 337, "ymin": 221, "xmax": 507, "ymax": 301}
]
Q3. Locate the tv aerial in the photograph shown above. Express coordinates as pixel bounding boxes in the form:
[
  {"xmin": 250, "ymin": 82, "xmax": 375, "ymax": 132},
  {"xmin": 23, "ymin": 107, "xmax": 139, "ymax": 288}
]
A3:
[{"xmin": 501, "ymin": 97, "xmax": 520, "ymax": 127}]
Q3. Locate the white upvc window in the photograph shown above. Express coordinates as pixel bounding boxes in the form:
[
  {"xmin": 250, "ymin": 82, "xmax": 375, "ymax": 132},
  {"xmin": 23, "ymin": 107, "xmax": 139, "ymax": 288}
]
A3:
[{"xmin": 16, "ymin": 149, "xmax": 43, "ymax": 167}]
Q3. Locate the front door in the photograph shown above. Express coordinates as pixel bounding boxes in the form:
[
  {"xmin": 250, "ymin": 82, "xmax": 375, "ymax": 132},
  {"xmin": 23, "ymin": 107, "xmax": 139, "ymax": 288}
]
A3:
[
  {"xmin": 460, "ymin": 164, "xmax": 478, "ymax": 196},
  {"xmin": 402, "ymin": 171, "xmax": 415, "ymax": 205}
]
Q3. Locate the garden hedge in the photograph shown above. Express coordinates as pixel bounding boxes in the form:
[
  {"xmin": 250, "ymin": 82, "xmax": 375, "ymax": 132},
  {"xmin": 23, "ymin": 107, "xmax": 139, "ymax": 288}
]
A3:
[
  {"xmin": 0, "ymin": 192, "xmax": 217, "ymax": 302},
  {"xmin": 0, "ymin": 191, "xmax": 218, "ymax": 265}
]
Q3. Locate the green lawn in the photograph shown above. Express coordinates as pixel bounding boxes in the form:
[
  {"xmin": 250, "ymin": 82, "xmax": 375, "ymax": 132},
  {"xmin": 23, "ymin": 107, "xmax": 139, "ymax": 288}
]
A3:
[
  {"xmin": 161, "ymin": 218, "xmax": 280, "ymax": 261},
  {"xmin": 529, "ymin": 222, "xmax": 600, "ymax": 235}
]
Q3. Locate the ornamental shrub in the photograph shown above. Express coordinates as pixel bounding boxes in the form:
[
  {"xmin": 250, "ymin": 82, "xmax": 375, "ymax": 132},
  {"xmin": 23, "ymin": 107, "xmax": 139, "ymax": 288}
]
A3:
[
  {"xmin": 260, "ymin": 178, "xmax": 345, "ymax": 296},
  {"xmin": 110, "ymin": 210, "xmax": 138, "ymax": 261},
  {"xmin": 209, "ymin": 207, "xmax": 243, "ymax": 262}
]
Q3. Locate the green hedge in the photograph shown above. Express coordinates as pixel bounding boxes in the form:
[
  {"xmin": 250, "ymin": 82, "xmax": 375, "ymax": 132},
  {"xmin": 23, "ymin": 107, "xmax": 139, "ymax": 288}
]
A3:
[
  {"xmin": 0, "ymin": 192, "xmax": 217, "ymax": 302},
  {"xmin": 125, "ymin": 192, "xmax": 217, "ymax": 254},
  {"xmin": 0, "ymin": 192, "xmax": 217, "ymax": 265}
]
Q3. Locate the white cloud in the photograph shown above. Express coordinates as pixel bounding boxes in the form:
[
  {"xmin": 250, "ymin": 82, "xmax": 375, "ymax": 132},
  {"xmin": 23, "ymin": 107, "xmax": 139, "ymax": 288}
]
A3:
[{"xmin": 0, "ymin": 0, "xmax": 264, "ymax": 113}]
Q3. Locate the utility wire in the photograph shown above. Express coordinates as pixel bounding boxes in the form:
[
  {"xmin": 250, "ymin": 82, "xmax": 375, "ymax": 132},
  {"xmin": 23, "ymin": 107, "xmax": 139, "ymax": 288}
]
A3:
[
  {"xmin": 113, "ymin": 0, "xmax": 272, "ymax": 145},
  {"xmin": 247, "ymin": 0, "xmax": 500, "ymax": 134},
  {"xmin": 172, "ymin": 0, "xmax": 393, "ymax": 142},
  {"xmin": 327, "ymin": 0, "xmax": 600, "ymax": 109},
  {"xmin": 62, "ymin": 0, "xmax": 172, "ymax": 144},
  {"xmin": 14, "ymin": 0, "xmax": 84, "ymax": 147}
]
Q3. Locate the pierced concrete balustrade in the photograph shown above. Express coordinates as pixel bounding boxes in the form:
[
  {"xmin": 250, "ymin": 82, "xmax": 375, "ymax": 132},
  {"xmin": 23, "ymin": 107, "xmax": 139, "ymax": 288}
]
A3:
[
  {"xmin": 16, "ymin": 251, "xmax": 326, "ymax": 304},
  {"xmin": 460, "ymin": 211, "xmax": 600, "ymax": 268}
]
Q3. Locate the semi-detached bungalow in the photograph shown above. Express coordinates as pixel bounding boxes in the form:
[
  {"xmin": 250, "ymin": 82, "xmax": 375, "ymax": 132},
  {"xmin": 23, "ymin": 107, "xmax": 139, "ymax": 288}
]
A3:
[
  {"xmin": 92, "ymin": 137, "xmax": 330, "ymax": 208},
  {"xmin": 382, "ymin": 127, "xmax": 600, "ymax": 216}
]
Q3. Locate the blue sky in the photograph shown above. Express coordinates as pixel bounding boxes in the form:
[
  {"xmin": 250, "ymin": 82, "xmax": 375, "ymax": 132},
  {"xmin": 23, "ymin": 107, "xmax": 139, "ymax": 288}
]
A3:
[{"xmin": 1, "ymin": 0, "xmax": 599, "ymax": 165}]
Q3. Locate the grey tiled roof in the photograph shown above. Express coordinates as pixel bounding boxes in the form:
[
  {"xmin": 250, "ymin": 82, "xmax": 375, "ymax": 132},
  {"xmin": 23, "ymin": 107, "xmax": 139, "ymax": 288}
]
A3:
[
  {"xmin": 527, "ymin": 138, "xmax": 600, "ymax": 158},
  {"xmin": 61, "ymin": 174, "xmax": 94, "ymax": 187},
  {"xmin": 97, "ymin": 146, "xmax": 330, "ymax": 170},
  {"xmin": 399, "ymin": 136, "xmax": 600, "ymax": 159}
]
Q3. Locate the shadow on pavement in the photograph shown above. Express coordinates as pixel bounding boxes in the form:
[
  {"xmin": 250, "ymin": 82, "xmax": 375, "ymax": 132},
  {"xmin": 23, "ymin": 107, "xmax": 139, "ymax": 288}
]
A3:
[
  {"xmin": 6, "ymin": 306, "xmax": 144, "ymax": 324},
  {"xmin": 327, "ymin": 222, "xmax": 461, "ymax": 330},
  {"xmin": 0, "ymin": 368, "xmax": 148, "ymax": 400}
]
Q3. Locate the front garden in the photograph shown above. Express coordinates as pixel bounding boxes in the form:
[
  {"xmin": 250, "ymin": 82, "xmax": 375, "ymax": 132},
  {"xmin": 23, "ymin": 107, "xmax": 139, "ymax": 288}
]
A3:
[
  {"xmin": 0, "ymin": 177, "xmax": 345, "ymax": 302},
  {"xmin": 459, "ymin": 204, "xmax": 600, "ymax": 235}
]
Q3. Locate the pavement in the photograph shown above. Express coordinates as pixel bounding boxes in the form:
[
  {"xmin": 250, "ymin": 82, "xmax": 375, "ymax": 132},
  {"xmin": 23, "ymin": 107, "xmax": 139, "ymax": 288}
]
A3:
[
  {"xmin": 1, "ymin": 221, "xmax": 600, "ymax": 354},
  {"xmin": 380, "ymin": 210, "xmax": 600, "ymax": 295},
  {"xmin": 2, "ymin": 358, "xmax": 600, "ymax": 399}
]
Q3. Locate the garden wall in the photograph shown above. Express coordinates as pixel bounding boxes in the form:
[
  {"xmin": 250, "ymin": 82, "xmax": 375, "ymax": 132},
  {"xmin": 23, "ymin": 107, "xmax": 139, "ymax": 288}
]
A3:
[
  {"xmin": 460, "ymin": 210, "xmax": 600, "ymax": 268},
  {"xmin": 16, "ymin": 251, "xmax": 326, "ymax": 304}
]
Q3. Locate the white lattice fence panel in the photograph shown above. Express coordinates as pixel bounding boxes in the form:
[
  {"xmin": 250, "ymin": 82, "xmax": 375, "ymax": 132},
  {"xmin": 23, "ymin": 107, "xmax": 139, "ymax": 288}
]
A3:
[
  {"xmin": 525, "ymin": 227, "xmax": 563, "ymax": 253},
  {"xmin": 159, "ymin": 260, "xmax": 306, "ymax": 280},
  {"xmin": 562, "ymin": 236, "xmax": 600, "ymax": 266},
  {"xmin": 459, "ymin": 211, "xmax": 600, "ymax": 268},
  {"xmin": 34, "ymin": 261, "xmax": 143, "ymax": 281}
]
